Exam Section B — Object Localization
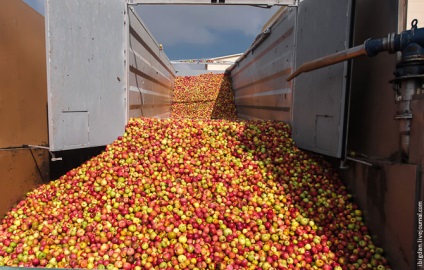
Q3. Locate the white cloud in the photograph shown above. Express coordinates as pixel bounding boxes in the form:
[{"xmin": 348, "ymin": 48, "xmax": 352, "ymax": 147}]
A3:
[
  {"xmin": 23, "ymin": 0, "xmax": 45, "ymax": 16},
  {"xmin": 20, "ymin": 2, "xmax": 275, "ymax": 46},
  {"xmin": 135, "ymin": 5, "xmax": 277, "ymax": 46}
]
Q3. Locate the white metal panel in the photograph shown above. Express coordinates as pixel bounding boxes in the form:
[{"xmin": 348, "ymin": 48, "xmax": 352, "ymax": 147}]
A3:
[
  {"xmin": 46, "ymin": 0, "xmax": 127, "ymax": 151},
  {"xmin": 60, "ymin": 112, "xmax": 89, "ymax": 148},
  {"xmin": 128, "ymin": 0, "xmax": 296, "ymax": 6},
  {"xmin": 127, "ymin": 7, "xmax": 175, "ymax": 118},
  {"xmin": 292, "ymin": 0, "xmax": 352, "ymax": 158}
]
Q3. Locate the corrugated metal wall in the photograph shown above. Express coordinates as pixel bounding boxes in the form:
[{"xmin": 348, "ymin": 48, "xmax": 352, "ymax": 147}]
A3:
[
  {"xmin": 230, "ymin": 7, "xmax": 296, "ymax": 122},
  {"xmin": 128, "ymin": 7, "xmax": 175, "ymax": 119},
  {"xmin": 0, "ymin": 0, "xmax": 49, "ymax": 218}
]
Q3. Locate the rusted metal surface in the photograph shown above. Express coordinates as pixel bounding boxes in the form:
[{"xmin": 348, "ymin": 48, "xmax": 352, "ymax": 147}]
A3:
[
  {"xmin": 417, "ymin": 161, "xmax": 424, "ymax": 270},
  {"xmin": 230, "ymin": 7, "xmax": 295, "ymax": 123},
  {"xmin": 341, "ymin": 163, "xmax": 417, "ymax": 270},
  {"xmin": 410, "ymin": 95, "xmax": 424, "ymax": 270},
  {"xmin": 0, "ymin": 0, "xmax": 48, "ymax": 148},
  {"xmin": 0, "ymin": 1, "xmax": 50, "ymax": 218},
  {"xmin": 410, "ymin": 95, "xmax": 424, "ymax": 164},
  {"xmin": 0, "ymin": 149, "xmax": 49, "ymax": 219},
  {"xmin": 347, "ymin": 0, "xmax": 400, "ymax": 159}
]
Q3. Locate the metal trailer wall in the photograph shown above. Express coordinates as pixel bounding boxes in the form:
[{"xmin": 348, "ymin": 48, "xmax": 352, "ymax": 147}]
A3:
[
  {"xmin": 0, "ymin": 1, "xmax": 49, "ymax": 218},
  {"xmin": 45, "ymin": 1, "xmax": 175, "ymax": 152},
  {"xmin": 46, "ymin": 0, "xmax": 128, "ymax": 152},
  {"xmin": 127, "ymin": 7, "xmax": 175, "ymax": 119},
  {"xmin": 230, "ymin": 0, "xmax": 352, "ymax": 158},
  {"xmin": 229, "ymin": 7, "xmax": 296, "ymax": 122}
]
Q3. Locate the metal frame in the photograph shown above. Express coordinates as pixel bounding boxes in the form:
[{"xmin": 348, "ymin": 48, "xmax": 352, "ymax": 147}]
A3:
[{"xmin": 127, "ymin": 0, "xmax": 297, "ymax": 6}]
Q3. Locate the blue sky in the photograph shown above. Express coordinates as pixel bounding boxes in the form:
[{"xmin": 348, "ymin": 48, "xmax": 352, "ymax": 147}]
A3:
[
  {"xmin": 23, "ymin": 0, "xmax": 44, "ymax": 15},
  {"xmin": 23, "ymin": 0, "xmax": 277, "ymax": 60},
  {"xmin": 135, "ymin": 5, "xmax": 277, "ymax": 60}
]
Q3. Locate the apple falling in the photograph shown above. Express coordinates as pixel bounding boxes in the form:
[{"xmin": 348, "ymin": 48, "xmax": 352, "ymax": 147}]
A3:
[{"xmin": 0, "ymin": 73, "xmax": 390, "ymax": 269}]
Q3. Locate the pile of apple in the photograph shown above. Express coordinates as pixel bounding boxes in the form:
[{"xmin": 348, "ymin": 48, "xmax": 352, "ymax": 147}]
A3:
[
  {"xmin": 0, "ymin": 73, "xmax": 390, "ymax": 270},
  {"xmin": 171, "ymin": 73, "xmax": 237, "ymax": 119}
]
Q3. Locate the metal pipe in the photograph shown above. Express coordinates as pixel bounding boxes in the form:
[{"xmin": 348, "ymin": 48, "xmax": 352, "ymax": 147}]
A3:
[
  {"xmin": 24, "ymin": 144, "xmax": 63, "ymax": 161},
  {"xmin": 287, "ymin": 23, "xmax": 424, "ymax": 81},
  {"xmin": 26, "ymin": 144, "xmax": 50, "ymax": 150},
  {"xmin": 286, "ymin": 45, "xmax": 366, "ymax": 81},
  {"xmin": 345, "ymin": 156, "xmax": 374, "ymax": 167},
  {"xmin": 394, "ymin": 75, "xmax": 421, "ymax": 160}
]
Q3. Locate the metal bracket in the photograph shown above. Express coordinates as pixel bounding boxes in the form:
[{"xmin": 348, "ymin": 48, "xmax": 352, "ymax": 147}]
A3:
[
  {"xmin": 394, "ymin": 113, "xmax": 413, "ymax": 120},
  {"xmin": 26, "ymin": 145, "xmax": 63, "ymax": 161},
  {"xmin": 339, "ymin": 159, "xmax": 349, "ymax": 169},
  {"xmin": 342, "ymin": 151, "xmax": 375, "ymax": 168},
  {"xmin": 392, "ymin": 81, "xmax": 402, "ymax": 102},
  {"xmin": 346, "ymin": 156, "xmax": 374, "ymax": 167}
]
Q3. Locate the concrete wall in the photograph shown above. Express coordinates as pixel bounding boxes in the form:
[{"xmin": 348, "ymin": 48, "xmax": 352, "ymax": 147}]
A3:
[
  {"xmin": 407, "ymin": 0, "xmax": 424, "ymax": 27},
  {"xmin": 0, "ymin": 0, "xmax": 49, "ymax": 218}
]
